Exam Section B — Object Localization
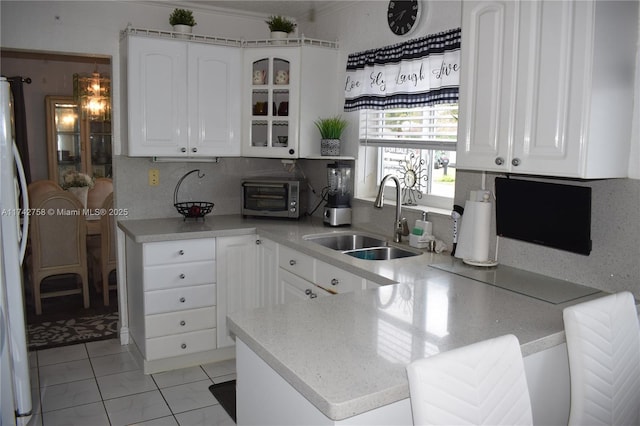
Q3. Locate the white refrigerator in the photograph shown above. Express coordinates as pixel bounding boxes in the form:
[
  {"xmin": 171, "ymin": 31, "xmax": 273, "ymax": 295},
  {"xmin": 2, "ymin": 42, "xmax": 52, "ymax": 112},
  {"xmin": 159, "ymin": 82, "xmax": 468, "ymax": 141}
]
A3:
[{"xmin": 0, "ymin": 76, "xmax": 32, "ymax": 425}]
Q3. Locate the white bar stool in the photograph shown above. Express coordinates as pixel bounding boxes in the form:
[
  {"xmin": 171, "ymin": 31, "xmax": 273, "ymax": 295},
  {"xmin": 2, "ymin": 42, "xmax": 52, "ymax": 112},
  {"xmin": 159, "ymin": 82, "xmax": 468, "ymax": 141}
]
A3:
[
  {"xmin": 406, "ymin": 334, "xmax": 533, "ymax": 425},
  {"xmin": 563, "ymin": 291, "xmax": 640, "ymax": 425}
]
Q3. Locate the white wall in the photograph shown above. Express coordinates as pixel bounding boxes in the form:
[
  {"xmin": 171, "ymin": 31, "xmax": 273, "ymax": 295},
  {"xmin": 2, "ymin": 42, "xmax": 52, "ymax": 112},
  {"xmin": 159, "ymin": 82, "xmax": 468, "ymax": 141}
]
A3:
[{"xmin": 0, "ymin": 0, "xmax": 280, "ymax": 157}]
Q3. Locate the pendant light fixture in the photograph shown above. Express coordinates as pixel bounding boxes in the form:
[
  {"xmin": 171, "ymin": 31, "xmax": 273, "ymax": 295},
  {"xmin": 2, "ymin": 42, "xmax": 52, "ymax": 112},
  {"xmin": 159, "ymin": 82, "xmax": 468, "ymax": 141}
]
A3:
[{"xmin": 73, "ymin": 67, "xmax": 111, "ymax": 121}]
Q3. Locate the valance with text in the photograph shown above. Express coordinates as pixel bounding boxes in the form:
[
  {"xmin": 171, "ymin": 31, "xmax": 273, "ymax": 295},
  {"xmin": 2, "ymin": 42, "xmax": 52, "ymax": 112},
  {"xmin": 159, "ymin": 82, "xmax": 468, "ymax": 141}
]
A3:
[{"xmin": 344, "ymin": 27, "xmax": 461, "ymax": 111}]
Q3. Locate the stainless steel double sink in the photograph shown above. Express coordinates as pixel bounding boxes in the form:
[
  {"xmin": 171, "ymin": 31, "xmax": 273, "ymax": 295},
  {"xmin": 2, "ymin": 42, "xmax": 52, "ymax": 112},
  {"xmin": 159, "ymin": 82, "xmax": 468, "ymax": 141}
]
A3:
[{"xmin": 303, "ymin": 232, "xmax": 422, "ymax": 260}]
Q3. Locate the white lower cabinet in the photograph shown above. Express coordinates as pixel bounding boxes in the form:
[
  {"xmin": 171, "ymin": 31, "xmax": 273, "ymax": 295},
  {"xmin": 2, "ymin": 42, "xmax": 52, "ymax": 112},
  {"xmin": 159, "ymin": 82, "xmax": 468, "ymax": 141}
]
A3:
[
  {"xmin": 125, "ymin": 237, "xmax": 218, "ymax": 371},
  {"xmin": 257, "ymin": 237, "xmax": 280, "ymax": 306},
  {"xmin": 125, "ymin": 233, "xmax": 373, "ymax": 367},
  {"xmin": 280, "ymin": 269, "xmax": 331, "ymax": 303},
  {"xmin": 216, "ymin": 235, "xmax": 259, "ymax": 348},
  {"xmin": 316, "ymin": 261, "xmax": 365, "ymax": 294}
]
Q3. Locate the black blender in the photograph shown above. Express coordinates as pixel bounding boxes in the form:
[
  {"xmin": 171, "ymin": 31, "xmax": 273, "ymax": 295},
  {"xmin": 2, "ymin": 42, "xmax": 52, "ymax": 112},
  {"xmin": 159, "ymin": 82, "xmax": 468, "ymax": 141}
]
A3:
[{"xmin": 323, "ymin": 162, "xmax": 352, "ymax": 226}]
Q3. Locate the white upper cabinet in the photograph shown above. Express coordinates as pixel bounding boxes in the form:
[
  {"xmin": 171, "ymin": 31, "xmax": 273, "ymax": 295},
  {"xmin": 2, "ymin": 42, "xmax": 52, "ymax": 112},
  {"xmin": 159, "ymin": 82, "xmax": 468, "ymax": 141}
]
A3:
[
  {"xmin": 123, "ymin": 35, "xmax": 241, "ymax": 157},
  {"xmin": 457, "ymin": 0, "xmax": 638, "ymax": 178},
  {"xmin": 242, "ymin": 44, "xmax": 340, "ymax": 158}
]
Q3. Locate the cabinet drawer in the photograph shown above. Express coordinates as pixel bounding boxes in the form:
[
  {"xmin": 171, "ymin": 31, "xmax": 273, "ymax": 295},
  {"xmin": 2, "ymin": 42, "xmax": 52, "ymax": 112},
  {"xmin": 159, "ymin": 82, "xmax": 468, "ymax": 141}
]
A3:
[
  {"xmin": 143, "ymin": 238, "xmax": 215, "ymax": 266},
  {"xmin": 144, "ymin": 261, "xmax": 216, "ymax": 291},
  {"xmin": 145, "ymin": 329, "xmax": 217, "ymax": 361},
  {"xmin": 316, "ymin": 262, "xmax": 365, "ymax": 294},
  {"xmin": 278, "ymin": 244, "xmax": 315, "ymax": 282},
  {"xmin": 145, "ymin": 284, "xmax": 216, "ymax": 315},
  {"xmin": 145, "ymin": 306, "xmax": 216, "ymax": 338}
]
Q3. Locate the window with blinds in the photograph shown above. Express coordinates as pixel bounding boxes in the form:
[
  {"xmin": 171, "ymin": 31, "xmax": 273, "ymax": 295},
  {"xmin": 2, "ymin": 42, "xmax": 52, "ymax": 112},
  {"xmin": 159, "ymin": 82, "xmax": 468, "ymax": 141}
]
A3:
[
  {"xmin": 359, "ymin": 104, "xmax": 458, "ymax": 149},
  {"xmin": 358, "ymin": 104, "xmax": 458, "ymax": 207}
]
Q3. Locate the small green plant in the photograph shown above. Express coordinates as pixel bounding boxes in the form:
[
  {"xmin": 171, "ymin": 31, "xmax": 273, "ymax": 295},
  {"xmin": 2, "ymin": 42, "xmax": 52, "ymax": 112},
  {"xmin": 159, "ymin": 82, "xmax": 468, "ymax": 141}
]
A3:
[
  {"xmin": 314, "ymin": 116, "xmax": 348, "ymax": 140},
  {"xmin": 265, "ymin": 15, "xmax": 296, "ymax": 33},
  {"xmin": 169, "ymin": 8, "xmax": 197, "ymax": 26}
]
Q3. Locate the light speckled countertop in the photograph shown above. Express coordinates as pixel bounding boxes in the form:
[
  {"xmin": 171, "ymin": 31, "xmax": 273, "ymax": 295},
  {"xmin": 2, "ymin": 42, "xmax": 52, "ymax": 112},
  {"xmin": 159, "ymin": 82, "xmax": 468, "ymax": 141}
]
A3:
[{"xmin": 119, "ymin": 215, "xmax": 604, "ymax": 421}]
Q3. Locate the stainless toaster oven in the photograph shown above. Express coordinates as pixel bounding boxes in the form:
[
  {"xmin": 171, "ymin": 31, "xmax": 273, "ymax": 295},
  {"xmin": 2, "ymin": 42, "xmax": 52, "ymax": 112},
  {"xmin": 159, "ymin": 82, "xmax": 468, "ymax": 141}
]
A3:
[{"xmin": 242, "ymin": 178, "xmax": 307, "ymax": 219}]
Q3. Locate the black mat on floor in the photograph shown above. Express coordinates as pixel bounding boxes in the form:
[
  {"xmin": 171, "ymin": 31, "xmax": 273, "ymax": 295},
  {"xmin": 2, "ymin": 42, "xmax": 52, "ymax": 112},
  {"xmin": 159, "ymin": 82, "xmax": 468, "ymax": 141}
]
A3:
[{"xmin": 209, "ymin": 380, "xmax": 236, "ymax": 422}]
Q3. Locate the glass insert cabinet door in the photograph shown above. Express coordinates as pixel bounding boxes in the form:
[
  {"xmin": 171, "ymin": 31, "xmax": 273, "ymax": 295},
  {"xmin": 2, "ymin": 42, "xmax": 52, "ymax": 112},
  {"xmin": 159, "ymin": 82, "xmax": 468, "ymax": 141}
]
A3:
[
  {"xmin": 250, "ymin": 57, "xmax": 291, "ymax": 150},
  {"xmin": 45, "ymin": 95, "xmax": 112, "ymax": 185}
]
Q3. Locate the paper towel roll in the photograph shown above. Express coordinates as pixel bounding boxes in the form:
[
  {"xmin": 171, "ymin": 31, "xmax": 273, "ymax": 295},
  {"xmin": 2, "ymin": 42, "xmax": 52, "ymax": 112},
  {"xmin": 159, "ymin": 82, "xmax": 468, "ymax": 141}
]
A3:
[{"xmin": 454, "ymin": 200, "xmax": 492, "ymax": 262}]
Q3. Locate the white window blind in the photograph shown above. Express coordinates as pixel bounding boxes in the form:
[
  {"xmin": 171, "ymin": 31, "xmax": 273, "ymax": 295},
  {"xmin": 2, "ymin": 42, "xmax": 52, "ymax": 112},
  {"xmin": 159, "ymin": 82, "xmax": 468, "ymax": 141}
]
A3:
[{"xmin": 359, "ymin": 104, "xmax": 458, "ymax": 150}]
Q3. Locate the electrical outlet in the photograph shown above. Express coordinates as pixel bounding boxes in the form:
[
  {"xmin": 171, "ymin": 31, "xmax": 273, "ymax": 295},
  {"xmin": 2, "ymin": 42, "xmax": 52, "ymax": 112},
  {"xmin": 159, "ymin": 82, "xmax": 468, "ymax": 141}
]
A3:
[{"xmin": 148, "ymin": 169, "xmax": 160, "ymax": 186}]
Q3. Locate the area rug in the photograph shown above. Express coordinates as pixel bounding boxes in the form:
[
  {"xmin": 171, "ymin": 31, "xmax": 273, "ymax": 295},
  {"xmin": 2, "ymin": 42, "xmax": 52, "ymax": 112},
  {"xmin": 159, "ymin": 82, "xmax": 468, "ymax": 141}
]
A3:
[
  {"xmin": 27, "ymin": 311, "xmax": 119, "ymax": 351},
  {"xmin": 209, "ymin": 380, "xmax": 236, "ymax": 422}
]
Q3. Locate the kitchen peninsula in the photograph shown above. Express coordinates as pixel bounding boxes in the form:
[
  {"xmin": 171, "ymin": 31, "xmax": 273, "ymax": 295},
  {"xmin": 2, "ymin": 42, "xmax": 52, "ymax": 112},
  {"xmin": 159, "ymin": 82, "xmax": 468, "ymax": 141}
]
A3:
[{"xmin": 119, "ymin": 215, "xmax": 605, "ymax": 425}]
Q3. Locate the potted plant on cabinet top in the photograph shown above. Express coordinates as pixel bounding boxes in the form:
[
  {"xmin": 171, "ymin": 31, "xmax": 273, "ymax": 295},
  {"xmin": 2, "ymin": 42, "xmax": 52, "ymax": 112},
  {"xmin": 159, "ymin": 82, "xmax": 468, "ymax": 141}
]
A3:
[
  {"xmin": 314, "ymin": 116, "xmax": 348, "ymax": 156},
  {"xmin": 265, "ymin": 15, "xmax": 296, "ymax": 41},
  {"xmin": 169, "ymin": 8, "xmax": 197, "ymax": 35}
]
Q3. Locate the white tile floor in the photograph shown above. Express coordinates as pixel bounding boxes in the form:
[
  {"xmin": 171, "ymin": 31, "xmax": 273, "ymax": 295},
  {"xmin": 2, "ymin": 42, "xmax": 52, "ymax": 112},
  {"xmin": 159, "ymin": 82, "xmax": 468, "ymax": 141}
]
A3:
[{"xmin": 26, "ymin": 339, "xmax": 236, "ymax": 426}]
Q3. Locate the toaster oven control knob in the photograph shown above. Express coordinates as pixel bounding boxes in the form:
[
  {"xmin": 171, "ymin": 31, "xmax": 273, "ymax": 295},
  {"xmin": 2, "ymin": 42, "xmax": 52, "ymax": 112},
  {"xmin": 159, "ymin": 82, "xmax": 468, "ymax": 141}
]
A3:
[{"xmin": 290, "ymin": 207, "xmax": 297, "ymax": 213}]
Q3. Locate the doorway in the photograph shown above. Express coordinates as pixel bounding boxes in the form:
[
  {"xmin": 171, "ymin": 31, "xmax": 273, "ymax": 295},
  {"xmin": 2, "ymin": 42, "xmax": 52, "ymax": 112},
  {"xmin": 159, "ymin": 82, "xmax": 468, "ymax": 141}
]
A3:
[{"xmin": 1, "ymin": 49, "xmax": 117, "ymax": 349}]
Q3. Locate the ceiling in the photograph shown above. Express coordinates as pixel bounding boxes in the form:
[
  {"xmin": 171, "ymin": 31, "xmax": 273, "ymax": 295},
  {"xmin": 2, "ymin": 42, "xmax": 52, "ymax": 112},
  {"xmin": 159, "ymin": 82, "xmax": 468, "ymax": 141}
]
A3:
[{"xmin": 162, "ymin": 1, "xmax": 348, "ymax": 21}]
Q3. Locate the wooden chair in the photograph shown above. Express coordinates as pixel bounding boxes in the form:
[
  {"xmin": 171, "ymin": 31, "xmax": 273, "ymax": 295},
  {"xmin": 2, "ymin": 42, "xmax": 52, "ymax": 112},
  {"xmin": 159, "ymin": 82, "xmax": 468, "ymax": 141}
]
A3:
[
  {"xmin": 29, "ymin": 190, "xmax": 89, "ymax": 315},
  {"xmin": 88, "ymin": 192, "xmax": 117, "ymax": 306},
  {"xmin": 87, "ymin": 178, "xmax": 113, "ymax": 211},
  {"xmin": 406, "ymin": 334, "xmax": 533, "ymax": 425},
  {"xmin": 27, "ymin": 179, "xmax": 62, "ymax": 207}
]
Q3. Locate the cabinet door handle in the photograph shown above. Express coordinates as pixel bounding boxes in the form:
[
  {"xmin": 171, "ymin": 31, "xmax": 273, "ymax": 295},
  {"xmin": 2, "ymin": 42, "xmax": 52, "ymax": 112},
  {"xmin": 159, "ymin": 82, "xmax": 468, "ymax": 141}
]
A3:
[
  {"xmin": 512, "ymin": 158, "xmax": 521, "ymax": 166},
  {"xmin": 289, "ymin": 259, "xmax": 296, "ymax": 266},
  {"xmin": 305, "ymin": 289, "xmax": 312, "ymax": 295},
  {"xmin": 181, "ymin": 343, "xmax": 187, "ymax": 349},
  {"xmin": 179, "ymin": 297, "xmax": 186, "ymax": 303},
  {"xmin": 180, "ymin": 320, "xmax": 186, "ymax": 326},
  {"xmin": 192, "ymin": 147, "xmax": 198, "ymax": 153},
  {"xmin": 331, "ymin": 278, "xmax": 339, "ymax": 286},
  {"xmin": 181, "ymin": 147, "xmax": 187, "ymax": 153},
  {"xmin": 179, "ymin": 273, "xmax": 185, "ymax": 279},
  {"xmin": 256, "ymin": 239, "xmax": 261, "ymax": 245},
  {"xmin": 310, "ymin": 293, "xmax": 317, "ymax": 299},
  {"xmin": 495, "ymin": 157, "xmax": 505, "ymax": 166},
  {"xmin": 179, "ymin": 250, "xmax": 185, "ymax": 255}
]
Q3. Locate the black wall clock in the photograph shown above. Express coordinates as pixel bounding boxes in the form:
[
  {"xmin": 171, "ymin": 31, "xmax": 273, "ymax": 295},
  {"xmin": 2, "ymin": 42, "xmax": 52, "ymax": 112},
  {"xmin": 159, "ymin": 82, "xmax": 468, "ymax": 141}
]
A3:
[{"xmin": 387, "ymin": 0, "xmax": 421, "ymax": 36}]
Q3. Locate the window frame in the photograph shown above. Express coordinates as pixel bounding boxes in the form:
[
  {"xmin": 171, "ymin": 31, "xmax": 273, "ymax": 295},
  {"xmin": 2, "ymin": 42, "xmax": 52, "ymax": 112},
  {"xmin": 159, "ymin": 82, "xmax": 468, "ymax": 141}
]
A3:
[{"xmin": 358, "ymin": 104, "xmax": 458, "ymax": 210}]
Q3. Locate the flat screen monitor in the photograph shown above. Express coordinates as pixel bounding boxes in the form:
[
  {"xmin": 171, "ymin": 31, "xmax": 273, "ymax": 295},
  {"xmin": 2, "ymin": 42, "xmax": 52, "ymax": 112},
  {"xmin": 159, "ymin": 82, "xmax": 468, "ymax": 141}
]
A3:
[{"xmin": 495, "ymin": 177, "xmax": 592, "ymax": 255}]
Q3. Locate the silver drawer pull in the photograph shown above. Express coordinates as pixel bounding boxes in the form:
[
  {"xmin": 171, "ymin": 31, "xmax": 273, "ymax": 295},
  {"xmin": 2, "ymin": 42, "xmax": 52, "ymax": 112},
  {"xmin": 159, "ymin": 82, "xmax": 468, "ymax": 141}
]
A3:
[
  {"xmin": 180, "ymin": 320, "xmax": 186, "ymax": 326},
  {"xmin": 178, "ymin": 250, "xmax": 185, "ymax": 255},
  {"xmin": 289, "ymin": 259, "xmax": 296, "ymax": 266},
  {"xmin": 310, "ymin": 293, "xmax": 317, "ymax": 299},
  {"xmin": 179, "ymin": 273, "xmax": 185, "ymax": 279},
  {"xmin": 181, "ymin": 343, "xmax": 187, "ymax": 349},
  {"xmin": 305, "ymin": 289, "xmax": 312, "ymax": 295},
  {"xmin": 331, "ymin": 278, "xmax": 339, "ymax": 286},
  {"xmin": 179, "ymin": 297, "xmax": 186, "ymax": 303}
]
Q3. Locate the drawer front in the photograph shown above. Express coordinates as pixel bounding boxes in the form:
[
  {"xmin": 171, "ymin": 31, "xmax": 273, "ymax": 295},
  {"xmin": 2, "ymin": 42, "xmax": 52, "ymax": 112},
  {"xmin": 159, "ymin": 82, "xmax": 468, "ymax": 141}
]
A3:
[
  {"xmin": 145, "ymin": 329, "xmax": 217, "ymax": 361},
  {"xmin": 145, "ymin": 284, "xmax": 216, "ymax": 315},
  {"xmin": 316, "ymin": 262, "xmax": 365, "ymax": 294},
  {"xmin": 144, "ymin": 261, "xmax": 216, "ymax": 291},
  {"xmin": 143, "ymin": 238, "xmax": 216, "ymax": 266},
  {"xmin": 145, "ymin": 306, "xmax": 216, "ymax": 338},
  {"xmin": 278, "ymin": 244, "xmax": 315, "ymax": 282}
]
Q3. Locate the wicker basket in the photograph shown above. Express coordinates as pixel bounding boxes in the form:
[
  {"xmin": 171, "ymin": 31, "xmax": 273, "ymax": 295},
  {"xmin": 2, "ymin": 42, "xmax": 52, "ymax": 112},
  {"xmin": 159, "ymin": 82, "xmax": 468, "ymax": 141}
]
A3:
[{"xmin": 173, "ymin": 169, "xmax": 214, "ymax": 221}]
